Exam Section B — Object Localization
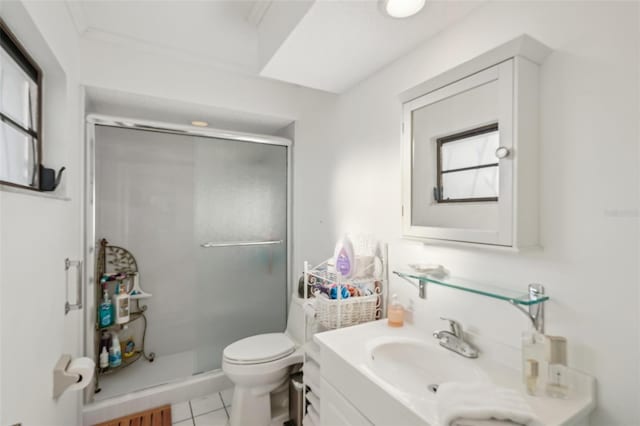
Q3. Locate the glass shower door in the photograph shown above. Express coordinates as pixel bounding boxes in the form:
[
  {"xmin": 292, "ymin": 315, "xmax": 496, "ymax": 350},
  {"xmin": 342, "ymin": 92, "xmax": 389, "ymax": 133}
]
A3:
[{"xmin": 192, "ymin": 137, "xmax": 288, "ymax": 374}]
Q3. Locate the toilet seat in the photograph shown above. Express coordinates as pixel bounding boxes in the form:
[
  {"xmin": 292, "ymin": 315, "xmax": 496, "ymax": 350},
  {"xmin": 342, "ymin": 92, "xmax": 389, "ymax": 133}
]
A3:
[{"xmin": 223, "ymin": 333, "xmax": 295, "ymax": 365}]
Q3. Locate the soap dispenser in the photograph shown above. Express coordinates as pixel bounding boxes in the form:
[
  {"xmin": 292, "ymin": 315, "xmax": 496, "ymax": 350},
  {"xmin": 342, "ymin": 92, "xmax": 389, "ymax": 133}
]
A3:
[
  {"xmin": 99, "ymin": 288, "xmax": 113, "ymax": 328},
  {"xmin": 387, "ymin": 294, "xmax": 404, "ymax": 327}
]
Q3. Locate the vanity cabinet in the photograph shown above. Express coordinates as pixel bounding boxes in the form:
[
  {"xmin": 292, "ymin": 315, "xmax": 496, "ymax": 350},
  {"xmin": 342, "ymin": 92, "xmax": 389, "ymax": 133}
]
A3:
[
  {"xmin": 400, "ymin": 35, "xmax": 551, "ymax": 248},
  {"xmin": 320, "ymin": 378, "xmax": 373, "ymax": 426}
]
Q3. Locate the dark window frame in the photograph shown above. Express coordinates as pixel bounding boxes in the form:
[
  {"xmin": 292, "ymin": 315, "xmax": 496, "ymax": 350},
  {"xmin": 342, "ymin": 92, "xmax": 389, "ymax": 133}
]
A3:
[
  {"xmin": 435, "ymin": 123, "xmax": 499, "ymax": 204},
  {"xmin": 0, "ymin": 18, "xmax": 43, "ymax": 190}
]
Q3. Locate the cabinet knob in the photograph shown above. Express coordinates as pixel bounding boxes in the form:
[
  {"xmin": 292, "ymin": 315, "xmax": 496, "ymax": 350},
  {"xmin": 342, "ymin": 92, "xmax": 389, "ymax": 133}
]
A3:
[{"xmin": 495, "ymin": 146, "xmax": 510, "ymax": 159}]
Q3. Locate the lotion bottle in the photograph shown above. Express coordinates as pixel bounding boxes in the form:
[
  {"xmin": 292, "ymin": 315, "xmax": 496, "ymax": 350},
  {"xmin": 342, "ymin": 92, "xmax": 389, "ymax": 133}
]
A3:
[
  {"xmin": 387, "ymin": 294, "xmax": 404, "ymax": 327},
  {"xmin": 113, "ymin": 282, "xmax": 130, "ymax": 325}
]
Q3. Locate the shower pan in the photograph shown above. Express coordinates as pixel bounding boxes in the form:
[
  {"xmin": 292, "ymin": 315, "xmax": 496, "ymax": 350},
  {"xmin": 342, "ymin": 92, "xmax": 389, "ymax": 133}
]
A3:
[{"xmin": 84, "ymin": 115, "xmax": 291, "ymax": 404}]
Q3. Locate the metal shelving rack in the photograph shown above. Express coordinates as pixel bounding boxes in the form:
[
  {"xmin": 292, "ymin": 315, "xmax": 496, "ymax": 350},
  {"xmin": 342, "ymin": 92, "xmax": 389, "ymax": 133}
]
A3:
[{"xmin": 94, "ymin": 239, "xmax": 155, "ymax": 394}]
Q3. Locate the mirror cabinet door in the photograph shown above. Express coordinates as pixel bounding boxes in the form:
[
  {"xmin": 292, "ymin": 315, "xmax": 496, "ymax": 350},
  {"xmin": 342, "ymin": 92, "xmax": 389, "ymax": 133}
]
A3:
[{"xmin": 402, "ymin": 60, "xmax": 515, "ymax": 246}]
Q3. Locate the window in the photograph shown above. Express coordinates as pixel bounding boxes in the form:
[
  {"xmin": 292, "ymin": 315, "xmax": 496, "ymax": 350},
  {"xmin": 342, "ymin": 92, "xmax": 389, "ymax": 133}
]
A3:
[
  {"xmin": 435, "ymin": 123, "xmax": 499, "ymax": 203},
  {"xmin": 0, "ymin": 19, "xmax": 42, "ymax": 189}
]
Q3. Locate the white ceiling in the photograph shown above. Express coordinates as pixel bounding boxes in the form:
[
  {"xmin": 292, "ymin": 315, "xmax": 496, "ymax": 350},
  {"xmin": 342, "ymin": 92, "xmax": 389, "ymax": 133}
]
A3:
[
  {"xmin": 67, "ymin": 0, "xmax": 262, "ymax": 73},
  {"xmin": 66, "ymin": 0, "xmax": 483, "ymax": 93},
  {"xmin": 260, "ymin": 1, "xmax": 482, "ymax": 93}
]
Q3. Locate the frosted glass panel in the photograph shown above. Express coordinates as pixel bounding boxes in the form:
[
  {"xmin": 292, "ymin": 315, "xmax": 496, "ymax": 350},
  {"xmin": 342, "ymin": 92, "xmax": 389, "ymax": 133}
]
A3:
[
  {"xmin": 193, "ymin": 137, "xmax": 287, "ymax": 373},
  {"xmin": 95, "ymin": 126, "xmax": 288, "ymax": 393}
]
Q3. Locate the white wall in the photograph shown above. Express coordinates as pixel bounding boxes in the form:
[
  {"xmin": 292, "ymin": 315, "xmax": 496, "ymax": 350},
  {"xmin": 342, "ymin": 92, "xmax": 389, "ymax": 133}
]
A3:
[
  {"xmin": 300, "ymin": 1, "xmax": 639, "ymax": 424},
  {"xmin": 8, "ymin": 1, "xmax": 636, "ymax": 424},
  {"xmin": 0, "ymin": 1, "xmax": 84, "ymax": 425}
]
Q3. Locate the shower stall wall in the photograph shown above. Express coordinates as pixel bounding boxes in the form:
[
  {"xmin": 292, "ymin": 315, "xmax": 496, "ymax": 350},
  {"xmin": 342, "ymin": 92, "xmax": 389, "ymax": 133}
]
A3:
[{"xmin": 85, "ymin": 116, "xmax": 291, "ymax": 402}]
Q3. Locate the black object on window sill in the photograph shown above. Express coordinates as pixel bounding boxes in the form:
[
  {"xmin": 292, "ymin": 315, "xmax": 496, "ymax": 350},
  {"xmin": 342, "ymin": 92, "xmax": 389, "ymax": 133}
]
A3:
[{"xmin": 39, "ymin": 165, "xmax": 65, "ymax": 191}]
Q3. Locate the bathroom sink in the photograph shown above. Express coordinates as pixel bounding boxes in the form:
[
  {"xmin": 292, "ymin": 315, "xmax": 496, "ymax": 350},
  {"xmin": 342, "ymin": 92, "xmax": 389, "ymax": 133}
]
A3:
[
  {"xmin": 363, "ymin": 337, "xmax": 489, "ymax": 400},
  {"xmin": 316, "ymin": 320, "xmax": 596, "ymax": 426}
]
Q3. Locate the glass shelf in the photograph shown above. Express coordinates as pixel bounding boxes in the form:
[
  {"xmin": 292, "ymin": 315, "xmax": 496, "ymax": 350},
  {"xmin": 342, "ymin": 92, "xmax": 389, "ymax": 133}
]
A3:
[{"xmin": 393, "ymin": 270, "xmax": 549, "ymax": 306}]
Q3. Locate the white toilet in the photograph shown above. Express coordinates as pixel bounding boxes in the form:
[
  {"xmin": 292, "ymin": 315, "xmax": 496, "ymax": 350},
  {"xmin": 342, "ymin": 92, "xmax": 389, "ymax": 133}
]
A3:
[{"xmin": 222, "ymin": 297, "xmax": 305, "ymax": 426}]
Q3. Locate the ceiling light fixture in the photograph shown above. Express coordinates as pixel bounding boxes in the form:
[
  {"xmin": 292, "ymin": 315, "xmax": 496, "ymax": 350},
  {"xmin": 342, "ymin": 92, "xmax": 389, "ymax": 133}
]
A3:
[
  {"xmin": 379, "ymin": 0, "xmax": 426, "ymax": 18},
  {"xmin": 191, "ymin": 120, "xmax": 208, "ymax": 127}
]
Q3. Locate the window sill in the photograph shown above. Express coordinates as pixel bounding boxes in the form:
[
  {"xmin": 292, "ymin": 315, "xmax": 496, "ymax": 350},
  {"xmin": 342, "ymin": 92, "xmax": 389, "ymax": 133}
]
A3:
[{"xmin": 0, "ymin": 183, "xmax": 70, "ymax": 201}]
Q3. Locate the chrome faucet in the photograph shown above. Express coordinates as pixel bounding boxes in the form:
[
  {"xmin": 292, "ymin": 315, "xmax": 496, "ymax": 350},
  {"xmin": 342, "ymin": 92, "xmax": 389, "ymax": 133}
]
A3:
[{"xmin": 433, "ymin": 317, "xmax": 479, "ymax": 358}]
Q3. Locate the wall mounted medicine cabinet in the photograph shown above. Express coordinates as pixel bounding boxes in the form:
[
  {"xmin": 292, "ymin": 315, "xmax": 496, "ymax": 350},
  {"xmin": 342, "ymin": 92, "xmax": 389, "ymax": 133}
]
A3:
[{"xmin": 400, "ymin": 35, "xmax": 551, "ymax": 248}]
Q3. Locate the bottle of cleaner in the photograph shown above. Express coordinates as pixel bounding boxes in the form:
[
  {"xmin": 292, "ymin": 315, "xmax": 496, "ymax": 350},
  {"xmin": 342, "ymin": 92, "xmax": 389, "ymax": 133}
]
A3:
[
  {"xmin": 387, "ymin": 294, "xmax": 404, "ymax": 327},
  {"xmin": 99, "ymin": 288, "xmax": 113, "ymax": 328},
  {"xmin": 120, "ymin": 325, "xmax": 136, "ymax": 359},
  {"xmin": 99, "ymin": 346, "xmax": 109, "ymax": 369},
  {"xmin": 109, "ymin": 332, "xmax": 122, "ymax": 367},
  {"xmin": 113, "ymin": 282, "xmax": 130, "ymax": 325}
]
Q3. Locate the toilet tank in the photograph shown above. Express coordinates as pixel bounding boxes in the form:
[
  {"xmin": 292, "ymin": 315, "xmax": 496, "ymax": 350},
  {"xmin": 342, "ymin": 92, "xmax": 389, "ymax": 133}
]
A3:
[{"xmin": 286, "ymin": 295, "xmax": 305, "ymax": 345}]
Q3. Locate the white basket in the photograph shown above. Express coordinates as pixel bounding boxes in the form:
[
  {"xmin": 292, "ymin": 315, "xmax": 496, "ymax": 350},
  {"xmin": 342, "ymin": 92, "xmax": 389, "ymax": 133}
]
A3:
[{"xmin": 314, "ymin": 293, "xmax": 378, "ymax": 329}]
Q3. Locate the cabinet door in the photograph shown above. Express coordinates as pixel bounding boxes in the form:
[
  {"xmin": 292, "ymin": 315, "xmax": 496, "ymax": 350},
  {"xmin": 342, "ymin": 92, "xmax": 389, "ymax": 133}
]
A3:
[
  {"xmin": 321, "ymin": 378, "xmax": 373, "ymax": 426},
  {"xmin": 402, "ymin": 60, "xmax": 515, "ymax": 246}
]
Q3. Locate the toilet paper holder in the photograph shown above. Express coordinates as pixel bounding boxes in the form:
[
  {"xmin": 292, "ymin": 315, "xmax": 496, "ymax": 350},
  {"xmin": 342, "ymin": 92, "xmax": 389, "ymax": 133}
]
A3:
[{"xmin": 53, "ymin": 354, "xmax": 82, "ymax": 398}]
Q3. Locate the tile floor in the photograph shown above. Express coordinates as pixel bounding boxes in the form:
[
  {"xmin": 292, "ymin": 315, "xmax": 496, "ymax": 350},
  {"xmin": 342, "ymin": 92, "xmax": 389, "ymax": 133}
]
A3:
[{"xmin": 171, "ymin": 388, "xmax": 234, "ymax": 426}]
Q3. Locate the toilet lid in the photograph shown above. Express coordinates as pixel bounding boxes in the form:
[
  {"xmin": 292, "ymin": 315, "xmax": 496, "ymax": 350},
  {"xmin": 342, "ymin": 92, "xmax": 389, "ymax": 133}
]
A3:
[{"xmin": 224, "ymin": 333, "xmax": 295, "ymax": 364}]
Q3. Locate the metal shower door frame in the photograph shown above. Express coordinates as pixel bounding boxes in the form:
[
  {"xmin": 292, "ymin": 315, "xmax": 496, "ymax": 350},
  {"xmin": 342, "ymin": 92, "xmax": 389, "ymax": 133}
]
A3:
[{"xmin": 83, "ymin": 113, "xmax": 293, "ymax": 402}]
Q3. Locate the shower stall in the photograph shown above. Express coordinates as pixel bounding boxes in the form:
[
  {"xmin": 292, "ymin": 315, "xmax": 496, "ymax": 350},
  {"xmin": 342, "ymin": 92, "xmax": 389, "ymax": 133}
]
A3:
[{"xmin": 84, "ymin": 115, "xmax": 291, "ymax": 403}]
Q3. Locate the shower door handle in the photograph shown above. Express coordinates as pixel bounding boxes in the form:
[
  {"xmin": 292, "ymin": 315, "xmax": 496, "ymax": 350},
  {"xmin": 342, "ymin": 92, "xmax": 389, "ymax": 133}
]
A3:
[{"xmin": 200, "ymin": 240, "xmax": 282, "ymax": 248}]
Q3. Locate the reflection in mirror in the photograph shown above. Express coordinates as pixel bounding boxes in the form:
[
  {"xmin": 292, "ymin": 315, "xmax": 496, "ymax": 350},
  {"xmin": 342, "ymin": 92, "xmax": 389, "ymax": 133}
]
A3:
[{"xmin": 436, "ymin": 124, "xmax": 499, "ymax": 203}]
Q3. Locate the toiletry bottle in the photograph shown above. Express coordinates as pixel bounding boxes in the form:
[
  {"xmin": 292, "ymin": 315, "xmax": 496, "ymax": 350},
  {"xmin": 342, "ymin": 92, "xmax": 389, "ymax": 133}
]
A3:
[
  {"xmin": 387, "ymin": 294, "xmax": 404, "ymax": 327},
  {"xmin": 99, "ymin": 346, "xmax": 109, "ymax": 369},
  {"xmin": 99, "ymin": 288, "xmax": 113, "ymax": 327},
  {"xmin": 113, "ymin": 282, "xmax": 130, "ymax": 324},
  {"xmin": 330, "ymin": 285, "xmax": 350, "ymax": 300},
  {"xmin": 109, "ymin": 332, "xmax": 122, "ymax": 367},
  {"xmin": 99, "ymin": 330, "xmax": 110, "ymax": 368},
  {"xmin": 522, "ymin": 330, "xmax": 547, "ymax": 396},
  {"xmin": 334, "ymin": 236, "xmax": 355, "ymax": 278},
  {"xmin": 546, "ymin": 336, "xmax": 569, "ymax": 399},
  {"xmin": 120, "ymin": 325, "xmax": 136, "ymax": 359}
]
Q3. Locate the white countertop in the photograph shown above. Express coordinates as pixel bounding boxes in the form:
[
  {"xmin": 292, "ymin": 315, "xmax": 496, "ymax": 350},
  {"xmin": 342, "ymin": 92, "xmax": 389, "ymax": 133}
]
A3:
[{"xmin": 314, "ymin": 319, "xmax": 596, "ymax": 426}]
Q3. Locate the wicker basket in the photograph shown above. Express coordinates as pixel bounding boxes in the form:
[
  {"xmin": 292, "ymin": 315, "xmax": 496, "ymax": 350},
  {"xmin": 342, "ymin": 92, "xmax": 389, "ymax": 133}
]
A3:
[{"xmin": 314, "ymin": 293, "xmax": 378, "ymax": 329}]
